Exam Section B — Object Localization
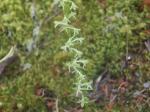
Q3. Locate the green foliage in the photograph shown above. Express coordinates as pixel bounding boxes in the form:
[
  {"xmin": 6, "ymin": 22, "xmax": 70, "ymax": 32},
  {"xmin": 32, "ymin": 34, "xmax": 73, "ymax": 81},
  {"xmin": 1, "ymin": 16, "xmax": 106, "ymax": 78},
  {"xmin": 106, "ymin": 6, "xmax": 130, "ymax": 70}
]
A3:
[
  {"xmin": 54, "ymin": 0, "xmax": 92, "ymax": 107},
  {"xmin": 0, "ymin": 0, "xmax": 149, "ymax": 111}
]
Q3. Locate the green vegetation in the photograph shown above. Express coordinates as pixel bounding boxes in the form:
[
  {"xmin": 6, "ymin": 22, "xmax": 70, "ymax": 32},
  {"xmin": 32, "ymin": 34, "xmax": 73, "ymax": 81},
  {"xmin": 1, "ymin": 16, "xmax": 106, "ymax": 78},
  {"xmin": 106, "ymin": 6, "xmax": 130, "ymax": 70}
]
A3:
[{"xmin": 0, "ymin": 0, "xmax": 150, "ymax": 111}]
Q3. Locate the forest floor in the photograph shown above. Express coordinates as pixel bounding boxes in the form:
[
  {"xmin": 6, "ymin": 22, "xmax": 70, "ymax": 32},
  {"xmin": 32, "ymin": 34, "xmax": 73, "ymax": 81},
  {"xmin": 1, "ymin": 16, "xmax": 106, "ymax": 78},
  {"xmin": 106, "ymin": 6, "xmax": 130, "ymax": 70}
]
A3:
[{"xmin": 0, "ymin": 0, "xmax": 150, "ymax": 112}]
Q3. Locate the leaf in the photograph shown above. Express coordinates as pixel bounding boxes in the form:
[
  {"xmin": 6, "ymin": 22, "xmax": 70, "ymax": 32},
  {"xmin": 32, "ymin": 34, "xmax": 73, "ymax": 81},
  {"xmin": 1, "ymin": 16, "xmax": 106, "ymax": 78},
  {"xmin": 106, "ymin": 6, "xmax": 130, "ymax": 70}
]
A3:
[
  {"xmin": 0, "ymin": 46, "xmax": 17, "ymax": 75},
  {"xmin": 0, "ymin": 46, "xmax": 16, "ymax": 63}
]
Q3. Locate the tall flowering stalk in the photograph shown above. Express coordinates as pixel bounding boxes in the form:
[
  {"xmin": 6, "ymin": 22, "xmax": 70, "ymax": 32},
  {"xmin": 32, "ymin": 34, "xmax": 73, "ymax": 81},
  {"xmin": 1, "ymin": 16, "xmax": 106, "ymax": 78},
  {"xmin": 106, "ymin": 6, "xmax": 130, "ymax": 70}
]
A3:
[{"xmin": 54, "ymin": 0, "xmax": 92, "ymax": 107}]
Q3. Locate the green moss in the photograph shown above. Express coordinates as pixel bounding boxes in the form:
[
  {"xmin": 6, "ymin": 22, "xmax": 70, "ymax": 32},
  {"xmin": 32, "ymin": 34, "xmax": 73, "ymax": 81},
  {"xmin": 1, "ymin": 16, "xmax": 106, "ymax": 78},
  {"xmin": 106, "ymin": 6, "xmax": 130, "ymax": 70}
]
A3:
[{"xmin": 0, "ymin": 0, "xmax": 150, "ymax": 111}]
